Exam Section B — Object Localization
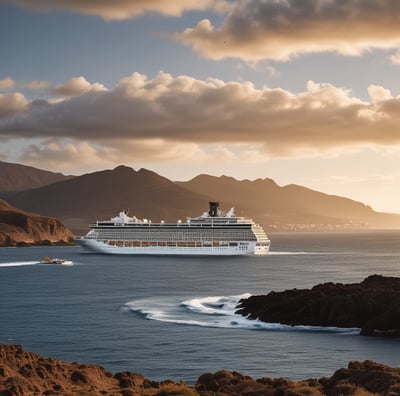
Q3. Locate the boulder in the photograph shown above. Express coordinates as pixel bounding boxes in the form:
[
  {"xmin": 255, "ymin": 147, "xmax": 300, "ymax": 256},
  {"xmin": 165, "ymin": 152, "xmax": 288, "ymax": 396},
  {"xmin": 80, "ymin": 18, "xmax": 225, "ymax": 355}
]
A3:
[{"xmin": 236, "ymin": 275, "xmax": 400, "ymax": 335}]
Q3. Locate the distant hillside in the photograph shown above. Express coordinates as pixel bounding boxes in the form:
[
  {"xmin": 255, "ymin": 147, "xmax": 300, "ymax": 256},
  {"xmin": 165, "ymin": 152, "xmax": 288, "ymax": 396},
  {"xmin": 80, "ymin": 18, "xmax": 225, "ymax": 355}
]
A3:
[
  {"xmin": 176, "ymin": 174, "xmax": 400, "ymax": 230},
  {"xmin": 0, "ymin": 160, "xmax": 73, "ymax": 192},
  {"xmin": 4, "ymin": 166, "xmax": 212, "ymax": 233},
  {"xmin": 0, "ymin": 199, "xmax": 74, "ymax": 246},
  {"xmin": 2, "ymin": 164, "xmax": 400, "ymax": 233}
]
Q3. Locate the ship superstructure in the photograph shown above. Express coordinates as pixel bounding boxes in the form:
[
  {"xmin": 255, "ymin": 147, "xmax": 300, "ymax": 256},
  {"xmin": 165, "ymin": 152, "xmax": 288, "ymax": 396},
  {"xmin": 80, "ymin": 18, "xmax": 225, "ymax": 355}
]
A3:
[{"xmin": 76, "ymin": 202, "xmax": 270, "ymax": 255}]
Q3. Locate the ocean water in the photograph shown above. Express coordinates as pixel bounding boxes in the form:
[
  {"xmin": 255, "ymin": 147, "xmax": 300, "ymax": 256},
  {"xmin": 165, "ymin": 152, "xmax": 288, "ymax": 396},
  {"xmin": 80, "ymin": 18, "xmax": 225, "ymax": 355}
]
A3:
[{"xmin": 0, "ymin": 231, "xmax": 399, "ymax": 384}]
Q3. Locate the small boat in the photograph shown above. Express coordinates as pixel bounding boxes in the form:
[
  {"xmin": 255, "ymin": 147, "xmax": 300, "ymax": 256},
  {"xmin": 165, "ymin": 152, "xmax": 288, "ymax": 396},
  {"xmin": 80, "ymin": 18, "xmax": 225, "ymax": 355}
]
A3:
[{"xmin": 40, "ymin": 256, "xmax": 72, "ymax": 265}]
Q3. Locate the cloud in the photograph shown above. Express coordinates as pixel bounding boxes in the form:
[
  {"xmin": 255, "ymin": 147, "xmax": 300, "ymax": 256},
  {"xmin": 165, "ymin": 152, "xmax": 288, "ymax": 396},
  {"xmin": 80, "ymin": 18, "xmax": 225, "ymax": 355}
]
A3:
[
  {"xmin": 53, "ymin": 76, "xmax": 107, "ymax": 97},
  {"xmin": 389, "ymin": 50, "xmax": 400, "ymax": 65},
  {"xmin": 20, "ymin": 139, "xmax": 104, "ymax": 169},
  {"xmin": 0, "ymin": 92, "xmax": 28, "ymax": 118},
  {"xmin": 176, "ymin": 0, "xmax": 400, "ymax": 61},
  {"xmin": 0, "ymin": 77, "xmax": 15, "ymax": 90},
  {"xmin": 368, "ymin": 85, "xmax": 393, "ymax": 102},
  {"xmin": 23, "ymin": 80, "xmax": 51, "ymax": 90},
  {"xmin": 3, "ymin": 72, "xmax": 400, "ymax": 162},
  {"xmin": 3, "ymin": 0, "xmax": 229, "ymax": 20},
  {"xmin": 18, "ymin": 138, "xmax": 268, "ymax": 172}
]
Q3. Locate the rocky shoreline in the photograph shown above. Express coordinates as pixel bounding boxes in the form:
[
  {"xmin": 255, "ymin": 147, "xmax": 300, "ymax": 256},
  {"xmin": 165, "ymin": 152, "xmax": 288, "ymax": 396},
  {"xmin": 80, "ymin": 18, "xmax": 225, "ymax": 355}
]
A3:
[
  {"xmin": 236, "ymin": 274, "xmax": 400, "ymax": 336},
  {"xmin": 1, "ymin": 344, "xmax": 400, "ymax": 395},
  {"xmin": 0, "ymin": 199, "xmax": 74, "ymax": 247}
]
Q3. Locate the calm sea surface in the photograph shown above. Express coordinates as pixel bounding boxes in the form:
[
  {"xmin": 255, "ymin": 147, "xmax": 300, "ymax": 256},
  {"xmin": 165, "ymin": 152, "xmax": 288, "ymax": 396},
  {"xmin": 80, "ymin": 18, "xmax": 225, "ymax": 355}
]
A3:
[{"xmin": 1, "ymin": 231, "xmax": 399, "ymax": 383}]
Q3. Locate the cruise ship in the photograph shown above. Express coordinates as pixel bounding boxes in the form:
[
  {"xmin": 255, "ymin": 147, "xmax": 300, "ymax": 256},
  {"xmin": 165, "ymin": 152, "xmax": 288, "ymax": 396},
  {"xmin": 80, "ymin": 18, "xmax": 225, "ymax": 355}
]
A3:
[{"xmin": 76, "ymin": 202, "xmax": 270, "ymax": 255}]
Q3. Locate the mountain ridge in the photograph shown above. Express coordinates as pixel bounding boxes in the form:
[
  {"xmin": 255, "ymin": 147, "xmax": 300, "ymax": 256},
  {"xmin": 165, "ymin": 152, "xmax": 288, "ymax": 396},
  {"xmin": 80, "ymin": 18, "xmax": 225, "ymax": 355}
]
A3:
[
  {"xmin": 1, "ymin": 161, "xmax": 399, "ymax": 233},
  {"xmin": 2, "ymin": 165, "xmax": 211, "ymax": 233},
  {"xmin": 176, "ymin": 173, "xmax": 396, "ymax": 230},
  {"xmin": 0, "ymin": 160, "xmax": 73, "ymax": 192}
]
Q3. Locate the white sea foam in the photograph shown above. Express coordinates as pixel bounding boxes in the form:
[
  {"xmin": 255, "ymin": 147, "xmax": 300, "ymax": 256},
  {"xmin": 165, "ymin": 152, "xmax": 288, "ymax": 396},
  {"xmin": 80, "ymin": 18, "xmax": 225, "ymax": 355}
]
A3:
[
  {"xmin": 124, "ymin": 294, "xmax": 359, "ymax": 334},
  {"xmin": 0, "ymin": 260, "xmax": 74, "ymax": 267},
  {"xmin": 181, "ymin": 293, "xmax": 251, "ymax": 315},
  {"xmin": 268, "ymin": 251, "xmax": 309, "ymax": 255},
  {"xmin": 267, "ymin": 251, "xmax": 340, "ymax": 255},
  {"xmin": 0, "ymin": 261, "xmax": 40, "ymax": 267}
]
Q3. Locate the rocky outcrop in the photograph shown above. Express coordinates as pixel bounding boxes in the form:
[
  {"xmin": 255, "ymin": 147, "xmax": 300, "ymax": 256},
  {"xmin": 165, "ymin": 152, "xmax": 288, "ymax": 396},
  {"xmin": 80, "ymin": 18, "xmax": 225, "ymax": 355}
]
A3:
[
  {"xmin": 196, "ymin": 361, "xmax": 400, "ymax": 395},
  {"xmin": 236, "ymin": 275, "xmax": 400, "ymax": 336},
  {"xmin": 0, "ymin": 344, "xmax": 170, "ymax": 396},
  {"xmin": 1, "ymin": 344, "xmax": 400, "ymax": 395},
  {"xmin": 0, "ymin": 199, "xmax": 74, "ymax": 247},
  {"xmin": 195, "ymin": 370, "xmax": 323, "ymax": 395},
  {"xmin": 323, "ymin": 360, "xmax": 400, "ymax": 396}
]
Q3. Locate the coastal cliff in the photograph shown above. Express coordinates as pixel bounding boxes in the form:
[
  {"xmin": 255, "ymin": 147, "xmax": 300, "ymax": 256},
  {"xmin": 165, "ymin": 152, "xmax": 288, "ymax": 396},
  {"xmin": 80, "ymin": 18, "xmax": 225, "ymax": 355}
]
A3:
[
  {"xmin": 0, "ymin": 199, "xmax": 74, "ymax": 247},
  {"xmin": 236, "ymin": 275, "xmax": 400, "ymax": 336},
  {"xmin": 1, "ymin": 344, "xmax": 400, "ymax": 395}
]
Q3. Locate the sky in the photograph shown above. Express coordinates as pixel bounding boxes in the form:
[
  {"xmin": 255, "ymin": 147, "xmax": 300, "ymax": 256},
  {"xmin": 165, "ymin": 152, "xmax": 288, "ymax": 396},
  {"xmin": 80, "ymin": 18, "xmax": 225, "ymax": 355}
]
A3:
[{"xmin": 1, "ymin": 0, "xmax": 400, "ymax": 213}]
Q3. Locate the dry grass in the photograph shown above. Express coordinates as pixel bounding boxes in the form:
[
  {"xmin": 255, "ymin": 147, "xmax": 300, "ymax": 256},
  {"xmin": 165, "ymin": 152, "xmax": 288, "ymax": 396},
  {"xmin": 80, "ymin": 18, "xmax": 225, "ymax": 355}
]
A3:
[
  {"xmin": 286, "ymin": 383, "xmax": 324, "ymax": 395},
  {"xmin": 155, "ymin": 382, "xmax": 198, "ymax": 396}
]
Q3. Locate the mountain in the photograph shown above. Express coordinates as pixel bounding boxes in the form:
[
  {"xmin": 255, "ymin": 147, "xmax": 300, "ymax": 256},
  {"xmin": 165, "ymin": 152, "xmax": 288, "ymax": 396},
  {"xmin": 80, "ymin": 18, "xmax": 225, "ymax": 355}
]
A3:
[
  {"xmin": 0, "ymin": 198, "xmax": 74, "ymax": 246},
  {"xmin": 176, "ymin": 174, "xmax": 400, "ymax": 230},
  {"xmin": 3, "ymin": 166, "xmax": 211, "ymax": 233},
  {"xmin": 0, "ymin": 160, "xmax": 73, "ymax": 192},
  {"xmin": 2, "ymin": 164, "xmax": 400, "ymax": 234}
]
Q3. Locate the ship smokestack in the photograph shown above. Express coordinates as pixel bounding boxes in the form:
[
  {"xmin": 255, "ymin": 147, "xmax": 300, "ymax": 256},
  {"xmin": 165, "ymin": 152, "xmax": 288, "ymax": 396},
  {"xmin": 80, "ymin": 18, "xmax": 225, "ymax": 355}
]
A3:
[{"xmin": 208, "ymin": 201, "xmax": 219, "ymax": 217}]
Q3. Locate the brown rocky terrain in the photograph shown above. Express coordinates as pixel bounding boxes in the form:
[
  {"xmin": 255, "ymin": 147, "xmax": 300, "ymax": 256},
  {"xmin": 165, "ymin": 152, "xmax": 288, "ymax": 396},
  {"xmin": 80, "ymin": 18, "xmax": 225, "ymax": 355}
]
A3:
[
  {"xmin": 236, "ymin": 274, "xmax": 400, "ymax": 336},
  {"xmin": 0, "ymin": 199, "xmax": 74, "ymax": 247},
  {"xmin": 1, "ymin": 344, "xmax": 400, "ymax": 396}
]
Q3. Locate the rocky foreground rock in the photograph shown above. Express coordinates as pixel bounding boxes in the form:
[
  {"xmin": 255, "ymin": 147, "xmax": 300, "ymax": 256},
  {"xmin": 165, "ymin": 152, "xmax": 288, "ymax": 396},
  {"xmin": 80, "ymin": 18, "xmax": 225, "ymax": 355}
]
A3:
[
  {"xmin": 0, "ymin": 199, "xmax": 74, "ymax": 247},
  {"xmin": 1, "ymin": 344, "xmax": 400, "ymax": 396},
  {"xmin": 236, "ymin": 274, "xmax": 400, "ymax": 336}
]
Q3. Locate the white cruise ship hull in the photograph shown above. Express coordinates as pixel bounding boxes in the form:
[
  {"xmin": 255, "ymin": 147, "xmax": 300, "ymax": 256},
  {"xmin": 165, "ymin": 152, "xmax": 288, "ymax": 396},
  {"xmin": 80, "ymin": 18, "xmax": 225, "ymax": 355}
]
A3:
[
  {"xmin": 76, "ymin": 202, "xmax": 271, "ymax": 256},
  {"xmin": 76, "ymin": 238, "xmax": 269, "ymax": 256}
]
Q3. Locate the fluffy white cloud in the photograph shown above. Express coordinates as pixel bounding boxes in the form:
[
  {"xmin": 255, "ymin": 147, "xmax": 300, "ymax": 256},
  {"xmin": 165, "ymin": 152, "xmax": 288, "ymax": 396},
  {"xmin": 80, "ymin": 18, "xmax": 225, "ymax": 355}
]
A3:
[
  {"xmin": 368, "ymin": 85, "xmax": 393, "ymax": 102},
  {"xmin": 176, "ymin": 0, "xmax": 400, "ymax": 61},
  {"xmin": 53, "ymin": 76, "xmax": 107, "ymax": 97},
  {"xmin": 0, "ymin": 92, "xmax": 28, "ymax": 118},
  {"xmin": 2, "ymin": 0, "xmax": 229, "ymax": 20},
  {"xmin": 0, "ymin": 77, "xmax": 15, "ymax": 90},
  {"xmin": 2, "ymin": 71, "xmax": 400, "ymax": 161}
]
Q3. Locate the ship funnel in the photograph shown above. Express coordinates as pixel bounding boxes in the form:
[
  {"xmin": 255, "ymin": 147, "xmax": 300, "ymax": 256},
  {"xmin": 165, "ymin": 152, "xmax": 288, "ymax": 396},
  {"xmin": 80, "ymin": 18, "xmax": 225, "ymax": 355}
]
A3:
[{"xmin": 208, "ymin": 201, "xmax": 219, "ymax": 217}]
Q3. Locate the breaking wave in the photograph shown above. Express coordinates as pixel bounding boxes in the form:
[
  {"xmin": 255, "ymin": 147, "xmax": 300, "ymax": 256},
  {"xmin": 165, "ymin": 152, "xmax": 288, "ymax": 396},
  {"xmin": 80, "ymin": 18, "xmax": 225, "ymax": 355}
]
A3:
[{"xmin": 124, "ymin": 294, "xmax": 359, "ymax": 334}]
